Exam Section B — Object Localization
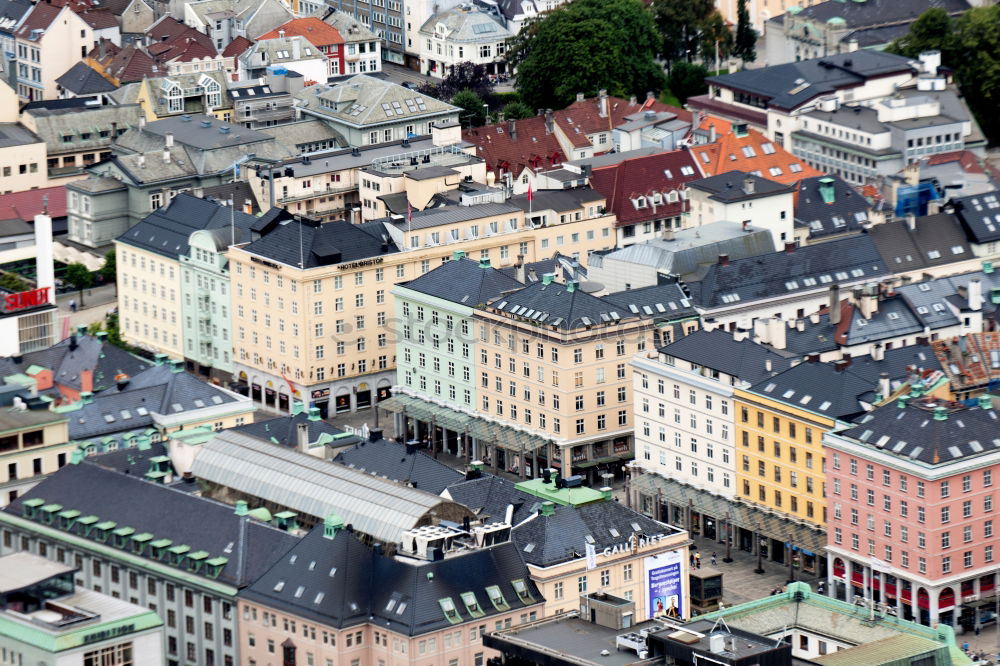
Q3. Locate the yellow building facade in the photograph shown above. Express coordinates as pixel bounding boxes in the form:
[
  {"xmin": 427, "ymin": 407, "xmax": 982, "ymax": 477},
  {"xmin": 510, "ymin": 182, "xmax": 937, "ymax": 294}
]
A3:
[
  {"xmin": 229, "ymin": 193, "xmax": 617, "ymax": 415},
  {"xmin": 734, "ymin": 387, "xmax": 830, "ymax": 529},
  {"xmin": 115, "ymin": 244, "xmax": 185, "ymax": 359}
]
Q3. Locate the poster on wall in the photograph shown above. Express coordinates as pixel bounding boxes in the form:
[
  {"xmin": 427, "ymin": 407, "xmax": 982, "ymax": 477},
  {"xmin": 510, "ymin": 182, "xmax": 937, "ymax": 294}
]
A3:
[{"xmin": 645, "ymin": 550, "xmax": 684, "ymax": 619}]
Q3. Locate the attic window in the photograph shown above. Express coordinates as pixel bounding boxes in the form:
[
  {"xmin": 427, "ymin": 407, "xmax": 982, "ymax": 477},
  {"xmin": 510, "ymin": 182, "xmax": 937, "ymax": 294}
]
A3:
[
  {"xmin": 634, "ymin": 197, "xmax": 647, "ymax": 209},
  {"xmin": 486, "ymin": 585, "xmax": 510, "ymax": 611},
  {"xmin": 741, "ymin": 146, "xmax": 756, "ymax": 158},
  {"xmin": 769, "ymin": 167, "xmax": 783, "ymax": 177},
  {"xmin": 512, "ymin": 579, "xmax": 534, "ymax": 604},
  {"xmin": 663, "ymin": 169, "xmax": 673, "ymax": 179},
  {"xmin": 927, "ymin": 250, "xmax": 942, "ymax": 259},
  {"xmin": 439, "ymin": 597, "xmax": 462, "ymax": 624},
  {"xmin": 951, "ymin": 245, "xmax": 965, "ymax": 255},
  {"xmin": 761, "ymin": 143, "xmax": 776, "ymax": 155},
  {"xmin": 789, "ymin": 163, "xmax": 803, "ymax": 173},
  {"xmin": 700, "ymin": 153, "xmax": 710, "ymax": 164},
  {"xmin": 680, "ymin": 166, "xmax": 694, "ymax": 176},
  {"xmin": 461, "ymin": 591, "xmax": 485, "ymax": 617},
  {"xmin": 314, "ymin": 592, "xmax": 325, "ymax": 604}
]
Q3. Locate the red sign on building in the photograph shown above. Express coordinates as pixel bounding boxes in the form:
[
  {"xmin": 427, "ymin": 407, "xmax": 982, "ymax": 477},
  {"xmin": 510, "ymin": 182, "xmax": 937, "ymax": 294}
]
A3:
[{"xmin": 4, "ymin": 287, "xmax": 51, "ymax": 312}]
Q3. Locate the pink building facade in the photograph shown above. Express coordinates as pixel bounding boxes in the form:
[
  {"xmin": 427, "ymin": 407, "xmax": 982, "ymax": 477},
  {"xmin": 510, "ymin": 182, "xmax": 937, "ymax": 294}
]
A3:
[{"xmin": 824, "ymin": 395, "xmax": 1000, "ymax": 629}]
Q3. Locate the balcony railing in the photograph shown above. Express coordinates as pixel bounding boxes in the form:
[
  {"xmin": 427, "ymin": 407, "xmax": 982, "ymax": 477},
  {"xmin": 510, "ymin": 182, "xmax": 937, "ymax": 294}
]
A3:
[{"xmin": 277, "ymin": 183, "xmax": 355, "ymax": 204}]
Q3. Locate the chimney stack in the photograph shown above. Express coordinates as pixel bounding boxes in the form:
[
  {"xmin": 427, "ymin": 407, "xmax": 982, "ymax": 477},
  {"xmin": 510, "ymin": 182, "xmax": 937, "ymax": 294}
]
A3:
[
  {"xmin": 718, "ymin": 254, "xmax": 730, "ymax": 266},
  {"xmin": 871, "ymin": 343, "xmax": 884, "ymax": 361},
  {"xmin": 598, "ymin": 89, "xmax": 608, "ymax": 118},
  {"xmin": 296, "ymin": 422, "xmax": 310, "ymax": 453},
  {"xmin": 878, "ymin": 372, "xmax": 891, "ymax": 400},
  {"xmin": 784, "ymin": 241, "xmax": 796, "ymax": 253},
  {"xmin": 163, "ymin": 149, "xmax": 171, "ymax": 164},
  {"xmin": 829, "ymin": 284, "xmax": 841, "ymax": 325},
  {"xmin": 544, "ymin": 109, "xmax": 554, "ymax": 134},
  {"xmin": 742, "ymin": 174, "xmax": 755, "ymax": 196},
  {"xmin": 165, "ymin": 132, "xmax": 174, "ymax": 147},
  {"xmin": 968, "ymin": 278, "xmax": 983, "ymax": 311},
  {"xmin": 906, "ymin": 212, "xmax": 916, "ymax": 232}
]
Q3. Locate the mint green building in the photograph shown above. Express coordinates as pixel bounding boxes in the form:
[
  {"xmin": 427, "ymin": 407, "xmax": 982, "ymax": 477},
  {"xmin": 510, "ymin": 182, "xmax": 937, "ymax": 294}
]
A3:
[
  {"xmin": 180, "ymin": 228, "xmax": 239, "ymax": 380},
  {"xmin": 389, "ymin": 252, "xmax": 522, "ymax": 455},
  {"xmin": 0, "ymin": 551, "xmax": 164, "ymax": 665}
]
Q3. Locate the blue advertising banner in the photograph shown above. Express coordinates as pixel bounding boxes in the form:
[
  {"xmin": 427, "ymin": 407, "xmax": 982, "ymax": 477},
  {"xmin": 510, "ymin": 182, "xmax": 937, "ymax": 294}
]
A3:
[{"xmin": 645, "ymin": 550, "xmax": 684, "ymax": 619}]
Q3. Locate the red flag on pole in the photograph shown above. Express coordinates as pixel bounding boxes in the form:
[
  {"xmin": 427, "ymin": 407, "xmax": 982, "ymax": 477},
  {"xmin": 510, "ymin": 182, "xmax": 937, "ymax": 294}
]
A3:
[
  {"xmin": 527, "ymin": 184, "xmax": 533, "ymax": 214},
  {"xmin": 407, "ymin": 200, "xmax": 412, "ymax": 232}
]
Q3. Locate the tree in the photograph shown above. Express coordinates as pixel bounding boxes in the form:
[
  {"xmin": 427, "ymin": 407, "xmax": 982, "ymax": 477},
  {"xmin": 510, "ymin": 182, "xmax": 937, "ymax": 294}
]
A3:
[
  {"xmin": 699, "ymin": 11, "xmax": 734, "ymax": 65},
  {"xmin": 98, "ymin": 249, "xmax": 116, "ymax": 285},
  {"xmin": 64, "ymin": 263, "xmax": 93, "ymax": 308},
  {"xmin": 508, "ymin": 0, "xmax": 666, "ymax": 110},
  {"xmin": 452, "ymin": 89, "xmax": 487, "ymax": 128},
  {"xmin": 0, "ymin": 271, "xmax": 28, "ymax": 293},
  {"xmin": 501, "ymin": 100, "xmax": 534, "ymax": 120},
  {"xmin": 886, "ymin": 8, "xmax": 953, "ymax": 58},
  {"xmin": 651, "ymin": 0, "xmax": 714, "ymax": 70},
  {"xmin": 734, "ymin": 0, "xmax": 758, "ymax": 64},
  {"xmin": 669, "ymin": 61, "xmax": 709, "ymax": 104}
]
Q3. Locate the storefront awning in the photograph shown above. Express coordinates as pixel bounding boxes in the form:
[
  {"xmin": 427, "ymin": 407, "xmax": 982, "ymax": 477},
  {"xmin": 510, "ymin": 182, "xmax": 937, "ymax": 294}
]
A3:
[
  {"xmin": 379, "ymin": 395, "xmax": 553, "ymax": 453},
  {"xmin": 631, "ymin": 472, "xmax": 826, "ymax": 555}
]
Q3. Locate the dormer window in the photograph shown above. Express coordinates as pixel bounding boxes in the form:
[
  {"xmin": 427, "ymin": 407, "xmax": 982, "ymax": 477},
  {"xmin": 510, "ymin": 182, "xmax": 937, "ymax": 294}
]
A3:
[
  {"xmin": 512, "ymin": 579, "xmax": 534, "ymax": 603},
  {"xmin": 461, "ymin": 591, "xmax": 485, "ymax": 617},
  {"xmin": 485, "ymin": 585, "xmax": 510, "ymax": 611},
  {"xmin": 634, "ymin": 196, "xmax": 647, "ymax": 209},
  {"xmin": 439, "ymin": 597, "xmax": 462, "ymax": 624}
]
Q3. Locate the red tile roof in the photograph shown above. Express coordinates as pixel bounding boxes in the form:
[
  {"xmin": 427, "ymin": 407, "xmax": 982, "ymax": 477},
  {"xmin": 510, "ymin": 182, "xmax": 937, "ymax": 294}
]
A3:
[
  {"xmin": 690, "ymin": 115, "xmax": 822, "ymax": 185},
  {"xmin": 145, "ymin": 16, "xmax": 192, "ymax": 43},
  {"xmin": 926, "ymin": 149, "xmax": 985, "ymax": 175},
  {"xmin": 463, "ymin": 115, "xmax": 566, "ymax": 180},
  {"xmin": 554, "ymin": 95, "xmax": 693, "ymax": 142},
  {"xmin": 150, "ymin": 35, "xmax": 218, "ymax": 63},
  {"xmin": 103, "ymin": 44, "xmax": 158, "ymax": 83},
  {"xmin": 76, "ymin": 8, "xmax": 119, "ymax": 29},
  {"xmin": 222, "ymin": 35, "xmax": 254, "ymax": 58},
  {"xmin": 587, "ymin": 150, "xmax": 702, "ymax": 227},
  {"xmin": 15, "ymin": 3, "xmax": 65, "ymax": 38},
  {"xmin": 257, "ymin": 17, "xmax": 343, "ymax": 47},
  {"xmin": 0, "ymin": 186, "xmax": 67, "ymax": 222}
]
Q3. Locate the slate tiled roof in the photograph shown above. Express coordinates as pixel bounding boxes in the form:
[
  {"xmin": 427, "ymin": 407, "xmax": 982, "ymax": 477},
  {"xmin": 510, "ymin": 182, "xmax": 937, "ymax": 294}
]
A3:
[
  {"xmin": 295, "ymin": 75, "xmax": 459, "ymax": 128},
  {"xmin": 690, "ymin": 117, "xmax": 822, "ymax": 185},
  {"xmin": 587, "ymin": 150, "xmax": 702, "ymax": 228},
  {"xmin": 657, "ymin": 329, "xmax": 793, "ymax": 384},
  {"xmin": 868, "ymin": 213, "xmax": 972, "ymax": 272},
  {"xmin": 688, "ymin": 170, "xmax": 793, "ymax": 202},
  {"xmin": 333, "ymin": 438, "xmax": 464, "ymax": 495},
  {"xmin": 117, "ymin": 193, "xmax": 258, "ymax": 259},
  {"xmin": 687, "ymin": 234, "xmax": 889, "ymax": 310},
  {"xmin": 241, "ymin": 526, "xmax": 541, "ymax": 635},
  {"xmin": 68, "ymin": 363, "xmax": 242, "ymax": 439},
  {"xmin": 794, "ymin": 175, "xmax": 870, "ymax": 238},
  {"xmin": 417, "ymin": 4, "xmax": 511, "ymax": 44},
  {"xmin": 952, "ymin": 190, "xmax": 1000, "ymax": 243},
  {"xmin": 400, "ymin": 257, "xmax": 523, "ymax": 307},
  {"xmin": 788, "ymin": 0, "xmax": 969, "ymax": 33},
  {"xmin": 0, "ymin": 333, "xmax": 149, "ymax": 392},
  {"xmin": 487, "ymin": 281, "xmax": 631, "ymax": 331},
  {"xmin": 0, "ymin": 0, "xmax": 32, "ymax": 36},
  {"xmin": 233, "ymin": 411, "xmax": 356, "ymax": 448},
  {"xmin": 242, "ymin": 217, "xmax": 392, "ymax": 268},
  {"xmin": 705, "ymin": 50, "xmax": 917, "ymax": 112},
  {"xmin": 602, "ymin": 283, "xmax": 699, "ymax": 322},
  {"xmin": 511, "ymin": 498, "xmax": 674, "ymax": 567},
  {"xmin": 463, "ymin": 115, "xmax": 565, "ymax": 179},
  {"xmin": 840, "ymin": 395, "xmax": 998, "ymax": 466},
  {"xmin": 7, "ymin": 463, "xmax": 299, "ymax": 588},
  {"xmin": 55, "ymin": 62, "xmax": 118, "ymax": 95},
  {"xmin": 76, "ymin": 8, "xmax": 118, "ymax": 29},
  {"xmin": 444, "ymin": 474, "xmax": 542, "ymax": 527}
]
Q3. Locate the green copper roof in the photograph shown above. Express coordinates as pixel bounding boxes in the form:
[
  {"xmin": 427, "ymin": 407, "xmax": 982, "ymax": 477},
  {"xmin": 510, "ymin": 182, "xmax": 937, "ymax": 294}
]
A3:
[
  {"xmin": 150, "ymin": 538, "xmax": 173, "ymax": 548},
  {"xmin": 58, "ymin": 509, "xmax": 81, "ymax": 520},
  {"xmin": 40, "ymin": 503, "xmax": 63, "ymax": 513},
  {"xmin": 77, "ymin": 515, "xmax": 99, "ymax": 525},
  {"xmin": 24, "ymin": 365, "xmax": 46, "ymax": 375},
  {"xmin": 22, "ymin": 498, "xmax": 45, "ymax": 508},
  {"xmin": 112, "ymin": 526, "xmax": 135, "ymax": 537},
  {"xmin": 247, "ymin": 507, "xmax": 272, "ymax": 522},
  {"xmin": 167, "ymin": 544, "xmax": 190, "ymax": 555},
  {"xmin": 514, "ymin": 478, "xmax": 607, "ymax": 507},
  {"xmin": 132, "ymin": 532, "xmax": 154, "ymax": 542},
  {"xmin": 95, "ymin": 520, "xmax": 117, "ymax": 531},
  {"xmin": 206, "ymin": 556, "xmax": 229, "ymax": 567},
  {"xmin": 188, "ymin": 550, "xmax": 209, "ymax": 560}
]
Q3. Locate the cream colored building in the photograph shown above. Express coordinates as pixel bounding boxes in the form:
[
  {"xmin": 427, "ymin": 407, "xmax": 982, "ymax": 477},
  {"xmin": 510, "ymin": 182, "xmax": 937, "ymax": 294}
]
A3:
[
  {"xmin": 14, "ymin": 4, "xmax": 98, "ymax": 101},
  {"xmin": 116, "ymin": 239, "xmax": 184, "ymax": 358},
  {"xmin": 229, "ymin": 188, "xmax": 616, "ymax": 415},
  {"xmin": 0, "ymin": 123, "xmax": 48, "ymax": 195},
  {"xmin": 0, "ymin": 407, "xmax": 70, "ymax": 507},
  {"xmin": 470, "ymin": 278, "xmax": 649, "ymax": 481}
]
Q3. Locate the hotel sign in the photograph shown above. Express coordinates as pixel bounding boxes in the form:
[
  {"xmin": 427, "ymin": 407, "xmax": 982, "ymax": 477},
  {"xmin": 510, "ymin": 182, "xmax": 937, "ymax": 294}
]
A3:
[{"xmin": 4, "ymin": 287, "xmax": 50, "ymax": 312}]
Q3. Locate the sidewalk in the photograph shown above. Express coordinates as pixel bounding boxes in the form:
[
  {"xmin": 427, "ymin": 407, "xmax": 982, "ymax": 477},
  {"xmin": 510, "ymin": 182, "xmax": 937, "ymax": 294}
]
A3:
[{"xmin": 54, "ymin": 283, "xmax": 117, "ymax": 334}]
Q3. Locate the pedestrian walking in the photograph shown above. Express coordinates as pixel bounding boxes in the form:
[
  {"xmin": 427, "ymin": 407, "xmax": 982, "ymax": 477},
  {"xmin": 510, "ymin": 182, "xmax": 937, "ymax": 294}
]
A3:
[
  {"xmin": 710, "ymin": 552, "xmax": 717, "ymax": 566},
  {"xmin": 694, "ymin": 552, "xmax": 701, "ymax": 569},
  {"xmin": 690, "ymin": 553, "xmax": 695, "ymax": 566},
  {"xmin": 69, "ymin": 299, "xmax": 77, "ymax": 313}
]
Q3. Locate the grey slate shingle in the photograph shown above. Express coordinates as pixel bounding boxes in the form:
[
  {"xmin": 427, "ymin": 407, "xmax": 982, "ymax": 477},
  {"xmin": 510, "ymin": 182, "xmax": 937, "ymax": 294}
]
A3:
[{"xmin": 400, "ymin": 257, "xmax": 523, "ymax": 307}]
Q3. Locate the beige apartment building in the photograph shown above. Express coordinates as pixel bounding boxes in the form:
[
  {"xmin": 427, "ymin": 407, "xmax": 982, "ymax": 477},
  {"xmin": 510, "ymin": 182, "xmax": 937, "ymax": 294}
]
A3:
[
  {"xmin": 229, "ymin": 187, "xmax": 616, "ymax": 415},
  {"xmin": 0, "ymin": 406, "xmax": 70, "ymax": 507},
  {"xmin": 471, "ymin": 278, "xmax": 650, "ymax": 481}
]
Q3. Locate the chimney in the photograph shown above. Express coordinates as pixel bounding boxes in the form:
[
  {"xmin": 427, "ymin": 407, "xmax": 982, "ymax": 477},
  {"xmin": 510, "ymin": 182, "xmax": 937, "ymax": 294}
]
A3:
[
  {"xmin": 829, "ymin": 284, "xmax": 841, "ymax": 325},
  {"xmin": 847, "ymin": 38, "xmax": 859, "ymax": 52},
  {"xmin": 296, "ymin": 422, "xmax": 310, "ymax": 453},
  {"xmin": 139, "ymin": 116, "xmax": 146, "ymax": 131},
  {"xmin": 515, "ymin": 255, "xmax": 526, "ymax": 283},
  {"xmin": 292, "ymin": 37, "xmax": 300, "ymax": 60},
  {"xmin": 796, "ymin": 319, "xmax": 805, "ymax": 332},
  {"xmin": 834, "ymin": 359, "xmax": 849, "ymax": 372},
  {"xmin": 646, "ymin": 91, "xmax": 654, "ymax": 105},
  {"xmin": 598, "ymin": 89, "xmax": 608, "ymax": 118},
  {"xmin": 807, "ymin": 353, "xmax": 820, "ymax": 363},
  {"xmin": 576, "ymin": 92, "xmax": 585, "ymax": 102},
  {"xmin": 508, "ymin": 119, "xmax": 516, "ymax": 140},
  {"xmin": 742, "ymin": 174, "xmax": 755, "ymax": 196},
  {"xmin": 784, "ymin": 241, "xmax": 796, "ymax": 253},
  {"xmin": 871, "ymin": 343, "xmax": 884, "ymax": 361},
  {"xmin": 163, "ymin": 148, "xmax": 171, "ymax": 164},
  {"xmin": 769, "ymin": 317, "xmax": 786, "ymax": 349},
  {"xmin": 139, "ymin": 154, "xmax": 146, "ymax": 168},
  {"xmin": 858, "ymin": 285, "xmax": 878, "ymax": 320},
  {"xmin": 33, "ymin": 213, "xmax": 54, "ymax": 304},
  {"xmin": 279, "ymin": 29, "xmax": 285, "ymax": 38},
  {"xmin": 369, "ymin": 428, "xmax": 382, "ymax": 442},
  {"xmin": 765, "ymin": 358, "xmax": 773, "ymax": 372},
  {"xmin": 165, "ymin": 132, "xmax": 174, "ymax": 147},
  {"xmin": 709, "ymin": 123, "xmax": 717, "ymax": 143},
  {"xmin": 968, "ymin": 278, "xmax": 983, "ymax": 311},
  {"xmin": 69, "ymin": 334, "xmax": 78, "ymax": 351},
  {"xmin": 544, "ymin": 109, "xmax": 554, "ymax": 134},
  {"xmin": 718, "ymin": 254, "xmax": 730, "ymax": 267},
  {"xmin": 244, "ymin": 199, "xmax": 253, "ymax": 215},
  {"xmin": 905, "ymin": 212, "xmax": 916, "ymax": 232},
  {"xmin": 878, "ymin": 372, "xmax": 891, "ymax": 400}
]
